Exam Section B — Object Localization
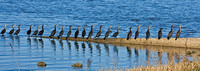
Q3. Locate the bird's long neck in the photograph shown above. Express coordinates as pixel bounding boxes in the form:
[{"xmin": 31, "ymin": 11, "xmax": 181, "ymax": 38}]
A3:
[
  {"xmin": 137, "ymin": 27, "xmax": 140, "ymax": 31},
  {"xmin": 30, "ymin": 26, "xmax": 32, "ymax": 30},
  {"xmin": 12, "ymin": 26, "xmax": 14, "ymax": 29},
  {"xmin": 171, "ymin": 27, "xmax": 173, "ymax": 31},
  {"xmin": 179, "ymin": 27, "xmax": 181, "ymax": 31},
  {"xmin": 37, "ymin": 27, "xmax": 39, "ymax": 30},
  {"xmin": 54, "ymin": 26, "xmax": 56, "ymax": 30},
  {"xmin": 100, "ymin": 27, "xmax": 102, "ymax": 31},
  {"xmin": 18, "ymin": 26, "xmax": 20, "ymax": 29},
  {"xmin": 117, "ymin": 28, "xmax": 119, "ymax": 32},
  {"xmin": 130, "ymin": 28, "xmax": 132, "ymax": 32},
  {"xmin": 62, "ymin": 27, "xmax": 64, "ymax": 31},
  {"xmin": 108, "ymin": 28, "xmax": 111, "ymax": 31},
  {"xmin": 77, "ymin": 28, "xmax": 79, "ymax": 31},
  {"xmin": 91, "ymin": 27, "xmax": 93, "ymax": 31},
  {"xmin": 69, "ymin": 27, "xmax": 71, "ymax": 31},
  {"xmin": 4, "ymin": 26, "xmax": 6, "ymax": 29},
  {"xmin": 42, "ymin": 26, "xmax": 44, "ymax": 30}
]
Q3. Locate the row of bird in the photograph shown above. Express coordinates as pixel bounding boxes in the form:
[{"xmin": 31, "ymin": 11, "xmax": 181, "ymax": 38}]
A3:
[{"xmin": 0, "ymin": 24, "xmax": 182, "ymax": 40}]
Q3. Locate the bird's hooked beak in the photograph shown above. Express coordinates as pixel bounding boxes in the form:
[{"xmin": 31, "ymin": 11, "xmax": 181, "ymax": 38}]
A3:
[{"xmin": 149, "ymin": 26, "xmax": 152, "ymax": 27}]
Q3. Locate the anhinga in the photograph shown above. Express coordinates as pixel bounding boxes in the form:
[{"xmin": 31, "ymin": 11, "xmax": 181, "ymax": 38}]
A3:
[
  {"xmin": 158, "ymin": 28, "xmax": 163, "ymax": 40},
  {"xmin": 87, "ymin": 25, "xmax": 94, "ymax": 39},
  {"xmin": 74, "ymin": 26, "xmax": 81, "ymax": 39},
  {"xmin": 127, "ymin": 27, "xmax": 132, "ymax": 40},
  {"xmin": 135, "ymin": 25, "xmax": 141, "ymax": 39},
  {"xmin": 14, "ymin": 25, "xmax": 21, "ymax": 35},
  {"xmin": 49, "ymin": 25, "xmax": 58, "ymax": 38},
  {"xmin": 104, "ymin": 26, "xmax": 112, "ymax": 40},
  {"xmin": 167, "ymin": 25, "xmax": 175, "ymax": 40},
  {"xmin": 82, "ymin": 26, "xmax": 86, "ymax": 38},
  {"xmin": 66, "ymin": 25, "xmax": 73, "ymax": 38},
  {"xmin": 146, "ymin": 26, "xmax": 151, "ymax": 40},
  {"xmin": 112, "ymin": 26, "xmax": 120, "ymax": 38},
  {"xmin": 9, "ymin": 25, "xmax": 15, "ymax": 34},
  {"xmin": 27, "ymin": 25, "xmax": 33, "ymax": 35},
  {"xmin": 175, "ymin": 26, "xmax": 182, "ymax": 40},
  {"xmin": 95, "ymin": 25, "xmax": 103, "ymax": 38},
  {"xmin": 38, "ymin": 25, "xmax": 45, "ymax": 36}
]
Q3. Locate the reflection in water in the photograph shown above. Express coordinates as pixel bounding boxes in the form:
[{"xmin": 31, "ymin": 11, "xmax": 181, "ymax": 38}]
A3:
[
  {"xmin": 38, "ymin": 38, "xmax": 44, "ymax": 48},
  {"xmin": 27, "ymin": 37, "xmax": 31, "ymax": 48},
  {"xmin": 146, "ymin": 49, "xmax": 150, "ymax": 66},
  {"xmin": 59, "ymin": 40, "xmax": 64, "ymax": 50},
  {"xmin": 158, "ymin": 52, "xmax": 162, "ymax": 65},
  {"xmin": 50, "ymin": 39, "xmax": 56, "ymax": 52},
  {"xmin": 82, "ymin": 42, "xmax": 86, "ymax": 55},
  {"xmin": 67, "ymin": 40, "xmax": 71, "ymax": 57},
  {"xmin": 87, "ymin": 59, "xmax": 92, "ymax": 68},
  {"xmin": 134, "ymin": 48, "xmax": 139, "ymax": 66},
  {"xmin": 126, "ymin": 47, "xmax": 131, "ymax": 57},
  {"xmin": 96, "ymin": 44, "xmax": 101, "ymax": 56},
  {"xmin": 113, "ymin": 46, "xmax": 118, "ymax": 56},
  {"xmin": 104, "ymin": 44, "xmax": 109, "ymax": 56},
  {"xmin": 74, "ymin": 41, "xmax": 79, "ymax": 52},
  {"xmin": 88, "ymin": 42, "xmax": 93, "ymax": 56},
  {"xmin": 175, "ymin": 52, "xmax": 180, "ymax": 63}
]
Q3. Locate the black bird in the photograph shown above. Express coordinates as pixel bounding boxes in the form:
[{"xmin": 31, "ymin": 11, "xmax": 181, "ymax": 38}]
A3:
[
  {"xmin": 14, "ymin": 25, "xmax": 21, "ymax": 35},
  {"xmin": 146, "ymin": 26, "xmax": 151, "ymax": 40},
  {"xmin": 112, "ymin": 26, "xmax": 120, "ymax": 37},
  {"xmin": 49, "ymin": 25, "xmax": 58, "ymax": 38},
  {"xmin": 32, "ymin": 25, "xmax": 40, "ymax": 36},
  {"xmin": 95, "ymin": 25, "xmax": 103, "ymax": 38},
  {"xmin": 135, "ymin": 25, "xmax": 141, "ymax": 39},
  {"xmin": 58, "ymin": 26, "xmax": 65, "ymax": 38},
  {"xmin": 167, "ymin": 25, "xmax": 175, "ymax": 40},
  {"xmin": 27, "ymin": 25, "xmax": 33, "ymax": 35},
  {"xmin": 38, "ymin": 25, "xmax": 45, "ymax": 36},
  {"xmin": 82, "ymin": 26, "xmax": 86, "ymax": 38},
  {"xmin": 104, "ymin": 26, "xmax": 112, "ymax": 40},
  {"xmin": 9, "ymin": 25, "xmax": 15, "ymax": 34},
  {"xmin": 175, "ymin": 26, "xmax": 182, "ymax": 40},
  {"xmin": 74, "ymin": 26, "xmax": 81, "ymax": 39},
  {"xmin": 158, "ymin": 28, "xmax": 163, "ymax": 40},
  {"xmin": 66, "ymin": 25, "xmax": 73, "ymax": 38},
  {"xmin": 87, "ymin": 25, "xmax": 94, "ymax": 39},
  {"xmin": 1, "ymin": 24, "xmax": 7, "ymax": 34},
  {"xmin": 127, "ymin": 27, "xmax": 132, "ymax": 40}
]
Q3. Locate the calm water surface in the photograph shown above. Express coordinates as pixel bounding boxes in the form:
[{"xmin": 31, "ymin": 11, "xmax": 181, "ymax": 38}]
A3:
[{"xmin": 0, "ymin": 0, "xmax": 199, "ymax": 71}]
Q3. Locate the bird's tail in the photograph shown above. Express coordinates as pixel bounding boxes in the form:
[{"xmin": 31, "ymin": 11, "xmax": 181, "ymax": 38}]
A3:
[
  {"xmin": 158, "ymin": 37, "xmax": 160, "ymax": 40},
  {"xmin": 104, "ymin": 37, "xmax": 106, "ymax": 40},
  {"xmin": 175, "ymin": 37, "xmax": 177, "ymax": 40},
  {"xmin": 134, "ymin": 37, "xmax": 137, "ymax": 39},
  {"xmin": 49, "ymin": 35, "xmax": 52, "ymax": 38},
  {"xmin": 146, "ymin": 38, "xmax": 148, "ymax": 40},
  {"xmin": 167, "ymin": 37, "xmax": 170, "ymax": 40},
  {"xmin": 127, "ymin": 38, "xmax": 129, "ymax": 40}
]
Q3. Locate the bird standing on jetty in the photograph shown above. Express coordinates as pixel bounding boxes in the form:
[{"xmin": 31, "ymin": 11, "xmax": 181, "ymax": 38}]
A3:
[
  {"xmin": 87, "ymin": 25, "xmax": 94, "ymax": 39},
  {"xmin": 66, "ymin": 25, "xmax": 73, "ymax": 38},
  {"xmin": 58, "ymin": 26, "xmax": 65, "ymax": 38},
  {"xmin": 1, "ymin": 24, "xmax": 7, "ymax": 34},
  {"xmin": 27, "ymin": 25, "xmax": 33, "ymax": 35},
  {"xmin": 158, "ymin": 28, "xmax": 163, "ymax": 40},
  {"xmin": 146, "ymin": 26, "xmax": 151, "ymax": 40},
  {"xmin": 32, "ymin": 25, "xmax": 40, "ymax": 36},
  {"xmin": 9, "ymin": 25, "xmax": 15, "ymax": 34},
  {"xmin": 49, "ymin": 25, "xmax": 58, "ymax": 38},
  {"xmin": 175, "ymin": 26, "xmax": 182, "ymax": 40},
  {"xmin": 38, "ymin": 25, "xmax": 45, "ymax": 36},
  {"xmin": 104, "ymin": 26, "xmax": 112, "ymax": 40},
  {"xmin": 95, "ymin": 25, "xmax": 103, "ymax": 38},
  {"xmin": 167, "ymin": 25, "xmax": 175, "ymax": 40},
  {"xmin": 75, "ymin": 26, "xmax": 81, "ymax": 39},
  {"xmin": 14, "ymin": 25, "xmax": 21, "ymax": 35},
  {"xmin": 82, "ymin": 26, "xmax": 86, "ymax": 38},
  {"xmin": 112, "ymin": 26, "xmax": 120, "ymax": 38},
  {"xmin": 127, "ymin": 27, "xmax": 132, "ymax": 40},
  {"xmin": 135, "ymin": 25, "xmax": 141, "ymax": 39}
]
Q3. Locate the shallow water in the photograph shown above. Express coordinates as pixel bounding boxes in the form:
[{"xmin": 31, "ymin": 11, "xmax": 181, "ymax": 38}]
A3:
[{"xmin": 0, "ymin": 0, "xmax": 199, "ymax": 71}]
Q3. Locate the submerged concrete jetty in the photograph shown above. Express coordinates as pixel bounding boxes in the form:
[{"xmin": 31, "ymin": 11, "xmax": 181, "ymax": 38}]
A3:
[{"xmin": 41, "ymin": 36, "xmax": 200, "ymax": 48}]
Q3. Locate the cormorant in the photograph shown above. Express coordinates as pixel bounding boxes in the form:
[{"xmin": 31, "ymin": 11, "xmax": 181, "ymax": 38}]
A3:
[
  {"xmin": 38, "ymin": 25, "xmax": 45, "ymax": 36},
  {"xmin": 9, "ymin": 25, "xmax": 15, "ymax": 34},
  {"xmin": 127, "ymin": 27, "xmax": 132, "ymax": 40},
  {"xmin": 49, "ymin": 25, "xmax": 58, "ymax": 38},
  {"xmin": 158, "ymin": 28, "xmax": 163, "ymax": 40},
  {"xmin": 74, "ymin": 26, "xmax": 81, "ymax": 39},
  {"xmin": 135, "ymin": 25, "xmax": 141, "ymax": 39},
  {"xmin": 167, "ymin": 25, "xmax": 175, "ymax": 40},
  {"xmin": 32, "ymin": 25, "xmax": 40, "ymax": 36},
  {"xmin": 112, "ymin": 26, "xmax": 120, "ymax": 37},
  {"xmin": 146, "ymin": 26, "xmax": 151, "ymax": 40},
  {"xmin": 1, "ymin": 24, "xmax": 7, "ymax": 34},
  {"xmin": 87, "ymin": 25, "xmax": 94, "ymax": 39},
  {"xmin": 66, "ymin": 25, "xmax": 73, "ymax": 38},
  {"xmin": 175, "ymin": 26, "xmax": 182, "ymax": 40},
  {"xmin": 104, "ymin": 26, "xmax": 112, "ymax": 40},
  {"xmin": 95, "ymin": 25, "xmax": 103, "ymax": 38},
  {"xmin": 14, "ymin": 25, "xmax": 21, "ymax": 35},
  {"xmin": 58, "ymin": 26, "xmax": 65, "ymax": 38},
  {"xmin": 27, "ymin": 25, "xmax": 33, "ymax": 35},
  {"xmin": 82, "ymin": 26, "xmax": 86, "ymax": 38}
]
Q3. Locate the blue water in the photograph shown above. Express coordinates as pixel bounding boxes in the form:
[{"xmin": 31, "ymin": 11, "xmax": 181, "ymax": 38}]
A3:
[{"xmin": 0, "ymin": 0, "xmax": 199, "ymax": 71}]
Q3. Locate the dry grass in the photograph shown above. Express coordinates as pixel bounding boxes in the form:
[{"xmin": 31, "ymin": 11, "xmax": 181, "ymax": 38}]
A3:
[{"xmin": 106, "ymin": 55, "xmax": 200, "ymax": 71}]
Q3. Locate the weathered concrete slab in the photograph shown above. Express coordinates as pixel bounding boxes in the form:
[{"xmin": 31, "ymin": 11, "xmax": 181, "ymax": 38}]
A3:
[{"xmin": 41, "ymin": 36, "xmax": 200, "ymax": 48}]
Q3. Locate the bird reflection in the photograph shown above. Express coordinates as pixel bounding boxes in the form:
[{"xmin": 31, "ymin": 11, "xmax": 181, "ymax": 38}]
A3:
[
  {"xmin": 15, "ymin": 36, "xmax": 20, "ymax": 47},
  {"xmin": 50, "ymin": 39, "xmax": 56, "ymax": 52},
  {"xmin": 27, "ymin": 37, "xmax": 31, "ymax": 47},
  {"xmin": 126, "ymin": 47, "xmax": 131, "ymax": 57},
  {"xmin": 82, "ymin": 42, "xmax": 86, "ymax": 54},
  {"xmin": 87, "ymin": 59, "xmax": 92, "ymax": 68},
  {"xmin": 59, "ymin": 40, "xmax": 64, "ymax": 50},
  {"xmin": 146, "ymin": 49, "xmax": 150, "ymax": 66},
  {"xmin": 87, "ymin": 42, "xmax": 93, "ymax": 56},
  {"xmin": 104, "ymin": 44, "xmax": 109, "ymax": 56},
  {"xmin": 175, "ymin": 52, "xmax": 180, "ymax": 63},
  {"xmin": 135, "ymin": 48, "xmax": 138, "ymax": 57},
  {"xmin": 38, "ymin": 38, "xmax": 44, "ymax": 48},
  {"xmin": 113, "ymin": 46, "xmax": 118, "ymax": 56},
  {"xmin": 158, "ymin": 52, "xmax": 162, "ymax": 65},
  {"xmin": 96, "ymin": 44, "xmax": 101, "ymax": 56},
  {"xmin": 74, "ymin": 41, "xmax": 79, "ymax": 52}
]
